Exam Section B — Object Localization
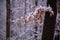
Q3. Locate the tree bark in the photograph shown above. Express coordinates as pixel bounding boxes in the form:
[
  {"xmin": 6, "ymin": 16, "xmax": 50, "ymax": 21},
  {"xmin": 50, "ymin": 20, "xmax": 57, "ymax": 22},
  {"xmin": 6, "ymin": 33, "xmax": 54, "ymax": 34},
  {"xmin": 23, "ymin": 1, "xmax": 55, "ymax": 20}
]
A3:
[
  {"xmin": 6, "ymin": 0, "xmax": 10, "ymax": 40},
  {"xmin": 42, "ymin": 0, "xmax": 57, "ymax": 40}
]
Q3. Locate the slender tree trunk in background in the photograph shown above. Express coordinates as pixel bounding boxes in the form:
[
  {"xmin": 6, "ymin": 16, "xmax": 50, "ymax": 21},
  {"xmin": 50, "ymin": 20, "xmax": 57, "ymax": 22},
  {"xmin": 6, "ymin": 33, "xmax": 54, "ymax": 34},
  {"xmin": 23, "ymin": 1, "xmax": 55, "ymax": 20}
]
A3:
[
  {"xmin": 25, "ymin": 0, "xmax": 26, "ymax": 14},
  {"xmin": 24, "ymin": 0, "xmax": 26, "ymax": 32},
  {"xmin": 6, "ymin": 0, "xmax": 10, "ymax": 40},
  {"xmin": 34, "ymin": 0, "xmax": 38, "ymax": 40},
  {"xmin": 42, "ymin": 0, "xmax": 57, "ymax": 40},
  {"xmin": 35, "ymin": 0, "xmax": 38, "ymax": 31},
  {"xmin": 24, "ymin": 0, "xmax": 26, "ymax": 18},
  {"xmin": 35, "ymin": 0, "xmax": 38, "ymax": 6}
]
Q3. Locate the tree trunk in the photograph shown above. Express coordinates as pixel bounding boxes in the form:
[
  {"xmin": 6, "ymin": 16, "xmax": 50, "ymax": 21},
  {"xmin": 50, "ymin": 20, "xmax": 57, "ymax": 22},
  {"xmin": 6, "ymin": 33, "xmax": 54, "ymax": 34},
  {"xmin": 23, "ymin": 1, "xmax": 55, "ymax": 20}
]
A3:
[
  {"xmin": 6, "ymin": 0, "xmax": 10, "ymax": 40},
  {"xmin": 42, "ymin": 0, "xmax": 57, "ymax": 40}
]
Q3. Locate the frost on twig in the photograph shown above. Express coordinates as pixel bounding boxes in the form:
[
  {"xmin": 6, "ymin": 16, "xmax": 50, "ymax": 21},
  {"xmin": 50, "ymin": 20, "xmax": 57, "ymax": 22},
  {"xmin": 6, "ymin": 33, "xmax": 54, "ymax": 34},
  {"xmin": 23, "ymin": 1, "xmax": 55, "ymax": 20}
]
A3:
[
  {"xmin": 10, "ymin": 5, "xmax": 54, "ymax": 40},
  {"xmin": 12, "ymin": 5, "xmax": 54, "ymax": 28}
]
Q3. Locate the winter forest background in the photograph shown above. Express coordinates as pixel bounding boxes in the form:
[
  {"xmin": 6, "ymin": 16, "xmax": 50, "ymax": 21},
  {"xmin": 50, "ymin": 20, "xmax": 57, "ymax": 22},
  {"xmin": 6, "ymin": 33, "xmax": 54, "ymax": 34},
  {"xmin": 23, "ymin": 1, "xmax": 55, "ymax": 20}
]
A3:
[{"xmin": 0, "ymin": 0, "xmax": 60, "ymax": 40}]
